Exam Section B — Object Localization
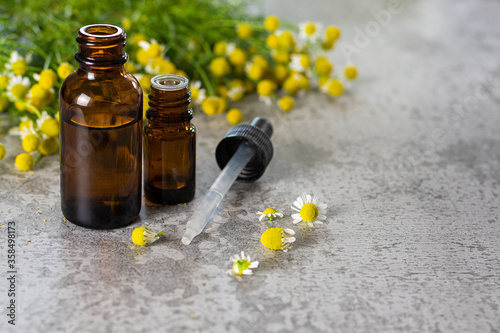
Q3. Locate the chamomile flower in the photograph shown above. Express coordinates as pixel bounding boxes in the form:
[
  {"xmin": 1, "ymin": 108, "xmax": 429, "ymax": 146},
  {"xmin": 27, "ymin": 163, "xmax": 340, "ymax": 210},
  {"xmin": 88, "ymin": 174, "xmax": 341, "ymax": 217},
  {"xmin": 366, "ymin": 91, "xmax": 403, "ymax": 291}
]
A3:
[
  {"xmin": 189, "ymin": 80, "xmax": 206, "ymax": 105},
  {"xmin": 227, "ymin": 251, "xmax": 259, "ymax": 278},
  {"xmin": 131, "ymin": 226, "xmax": 164, "ymax": 247},
  {"xmin": 228, "ymin": 86, "xmax": 245, "ymax": 102},
  {"xmin": 257, "ymin": 80, "xmax": 275, "ymax": 106},
  {"xmin": 291, "ymin": 192, "xmax": 327, "ymax": 227},
  {"xmin": 260, "ymin": 227, "xmax": 296, "ymax": 252},
  {"xmin": 257, "ymin": 208, "xmax": 284, "ymax": 222},
  {"xmin": 19, "ymin": 120, "xmax": 36, "ymax": 140},
  {"xmin": 36, "ymin": 111, "xmax": 59, "ymax": 137},
  {"xmin": 139, "ymin": 39, "xmax": 165, "ymax": 59},
  {"xmin": 290, "ymin": 54, "xmax": 311, "ymax": 73},
  {"xmin": 299, "ymin": 22, "xmax": 322, "ymax": 40},
  {"xmin": 5, "ymin": 51, "xmax": 31, "ymax": 76},
  {"xmin": 7, "ymin": 76, "xmax": 30, "ymax": 100},
  {"xmin": 33, "ymin": 69, "xmax": 58, "ymax": 89}
]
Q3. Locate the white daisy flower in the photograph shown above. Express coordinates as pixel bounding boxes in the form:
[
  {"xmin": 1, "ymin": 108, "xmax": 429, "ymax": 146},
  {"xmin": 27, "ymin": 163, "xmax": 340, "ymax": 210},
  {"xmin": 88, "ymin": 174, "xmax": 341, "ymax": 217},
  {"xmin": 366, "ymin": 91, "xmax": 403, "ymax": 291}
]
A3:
[
  {"xmin": 299, "ymin": 22, "xmax": 322, "ymax": 40},
  {"xmin": 257, "ymin": 208, "xmax": 284, "ymax": 222},
  {"xmin": 5, "ymin": 51, "xmax": 32, "ymax": 74},
  {"xmin": 291, "ymin": 192, "xmax": 328, "ymax": 227},
  {"xmin": 6, "ymin": 75, "xmax": 30, "ymax": 100},
  {"xmin": 19, "ymin": 121, "xmax": 36, "ymax": 140},
  {"xmin": 189, "ymin": 80, "xmax": 206, "ymax": 105},
  {"xmin": 227, "ymin": 251, "xmax": 259, "ymax": 279}
]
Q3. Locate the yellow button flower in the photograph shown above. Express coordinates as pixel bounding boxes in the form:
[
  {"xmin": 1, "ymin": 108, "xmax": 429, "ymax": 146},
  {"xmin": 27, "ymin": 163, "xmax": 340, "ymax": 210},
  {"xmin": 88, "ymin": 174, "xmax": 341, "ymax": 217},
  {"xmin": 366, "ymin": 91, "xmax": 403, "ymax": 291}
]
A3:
[
  {"xmin": 22, "ymin": 134, "xmax": 41, "ymax": 153},
  {"xmin": 39, "ymin": 137, "xmax": 59, "ymax": 155},
  {"xmin": 315, "ymin": 56, "xmax": 333, "ymax": 76},
  {"xmin": 130, "ymin": 33, "xmax": 147, "ymax": 46},
  {"xmin": 30, "ymin": 84, "xmax": 49, "ymax": 100},
  {"xmin": 11, "ymin": 59, "xmax": 28, "ymax": 76},
  {"xmin": 283, "ymin": 76, "xmax": 300, "ymax": 95},
  {"xmin": 209, "ymin": 57, "xmax": 230, "ymax": 77},
  {"xmin": 0, "ymin": 144, "xmax": 6, "ymax": 160},
  {"xmin": 146, "ymin": 43, "xmax": 163, "ymax": 58},
  {"xmin": 131, "ymin": 226, "xmax": 164, "ymax": 246},
  {"xmin": 327, "ymin": 79, "xmax": 344, "ymax": 97},
  {"xmin": 57, "ymin": 63, "xmax": 74, "ymax": 80},
  {"xmin": 247, "ymin": 64, "xmax": 265, "ymax": 81},
  {"xmin": 264, "ymin": 15, "xmax": 280, "ymax": 32},
  {"xmin": 266, "ymin": 33, "xmax": 279, "ymax": 49},
  {"xmin": 136, "ymin": 49, "xmax": 150, "ymax": 66},
  {"xmin": 257, "ymin": 80, "xmax": 275, "ymax": 97},
  {"xmin": 278, "ymin": 31, "xmax": 295, "ymax": 50},
  {"xmin": 273, "ymin": 64, "xmax": 289, "ymax": 84},
  {"xmin": 226, "ymin": 108, "xmax": 243, "ymax": 125},
  {"xmin": 322, "ymin": 39, "xmax": 335, "ymax": 50},
  {"xmin": 237, "ymin": 24, "xmax": 253, "ymax": 40},
  {"xmin": 325, "ymin": 25, "xmax": 341, "ymax": 42},
  {"xmin": 15, "ymin": 153, "xmax": 34, "ymax": 171},
  {"xmin": 278, "ymin": 96, "xmax": 294, "ymax": 112},
  {"xmin": 260, "ymin": 228, "xmax": 296, "ymax": 252},
  {"xmin": 38, "ymin": 69, "xmax": 58, "ymax": 89},
  {"xmin": 40, "ymin": 118, "xmax": 59, "ymax": 137},
  {"xmin": 201, "ymin": 96, "xmax": 220, "ymax": 115},
  {"xmin": 345, "ymin": 65, "xmax": 358, "ymax": 80},
  {"xmin": 213, "ymin": 41, "xmax": 227, "ymax": 56},
  {"xmin": 228, "ymin": 48, "xmax": 246, "ymax": 67},
  {"xmin": 121, "ymin": 17, "xmax": 132, "ymax": 30},
  {"xmin": 0, "ymin": 75, "xmax": 10, "ymax": 89}
]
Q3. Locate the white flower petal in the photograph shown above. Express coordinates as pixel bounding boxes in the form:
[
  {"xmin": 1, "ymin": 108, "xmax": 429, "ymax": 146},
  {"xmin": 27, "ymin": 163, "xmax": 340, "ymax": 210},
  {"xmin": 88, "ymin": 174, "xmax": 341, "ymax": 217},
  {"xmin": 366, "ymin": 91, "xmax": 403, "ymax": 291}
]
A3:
[
  {"xmin": 314, "ymin": 221, "xmax": 323, "ymax": 225},
  {"xmin": 297, "ymin": 197, "xmax": 304, "ymax": 206},
  {"xmin": 283, "ymin": 228, "xmax": 295, "ymax": 236},
  {"xmin": 259, "ymin": 215, "xmax": 265, "ymax": 221},
  {"xmin": 293, "ymin": 201, "xmax": 302, "ymax": 209},
  {"xmin": 293, "ymin": 218, "xmax": 302, "ymax": 224},
  {"xmin": 318, "ymin": 203, "xmax": 328, "ymax": 210},
  {"xmin": 242, "ymin": 269, "xmax": 253, "ymax": 275},
  {"xmin": 318, "ymin": 214, "xmax": 327, "ymax": 220},
  {"xmin": 291, "ymin": 213, "xmax": 300, "ymax": 219},
  {"xmin": 283, "ymin": 237, "xmax": 296, "ymax": 243},
  {"xmin": 249, "ymin": 261, "xmax": 259, "ymax": 268}
]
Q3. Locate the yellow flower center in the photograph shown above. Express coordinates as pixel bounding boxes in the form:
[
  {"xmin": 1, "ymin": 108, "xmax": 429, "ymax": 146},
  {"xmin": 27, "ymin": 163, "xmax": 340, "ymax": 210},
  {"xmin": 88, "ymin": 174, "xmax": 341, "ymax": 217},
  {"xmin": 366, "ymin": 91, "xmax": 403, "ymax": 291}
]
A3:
[
  {"xmin": 283, "ymin": 77, "xmax": 300, "ymax": 95},
  {"xmin": 12, "ymin": 59, "xmax": 28, "ymax": 76},
  {"xmin": 300, "ymin": 203, "xmax": 319, "ymax": 222},
  {"xmin": 39, "ymin": 69, "xmax": 58, "ymax": 89},
  {"xmin": 39, "ymin": 137, "xmax": 59, "ymax": 155},
  {"xmin": 315, "ymin": 56, "xmax": 333, "ymax": 76},
  {"xmin": 146, "ymin": 43, "xmax": 163, "ymax": 58},
  {"xmin": 226, "ymin": 108, "xmax": 243, "ymax": 125},
  {"xmin": 11, "ymin": 84, "xmax": 28, "ymax": 99},
  {"xmin": 278, "ymin": 31, "xmax": 295, "ymax": 49},
  {"xmin": 300, "ymin": 54, "xmax": 311, "ymax": 68},
  {"xmin": 201, "ymin": 97, "xmax": 219, "ymax": 115},
  {"xmin": 263, "ymin": 208, "xmax": 277, "ymax": 215},
  {"xmin": 0, "ymin": 95, "xmax": 9, "ymax": 112},
  {"xmin": 213, "ymin": 41, "xmax": 227, "ymax": 56},
  {"xmin": 15, "ymin": 153, "xmax": 34, "ymax": 172},
  {"xmin": 22, "ymin": 134, "xmax": 41, "ymax": 153},
  {"xmin": 325, "ymin": 26, "xmax": 341, "ymax": 42},
  {"xmin": 0, "ymin": 75, "xmax": 10, "ymax": 89},
  {"xmin": 131, "ymin": 226, "xmax": 147, "ymax": 246},
  {"xmin": 248, "ymin": 64, "xmax": 264, "ymax": 81},
  {"xmin": 209, "ymin": 57, "xmax": 230, "ymax": 77},
  {"xmin": 264, "ymin": 16, "xmax": 280, "ymax": 32},
  {"xmin": 328, "ymin": 80, "xmax": 344, "ymax": 97},
  {"xmin": 260, "ymin": 228, "xmax": 283, "ymax": 250},
  {"xmin": 266, "ymin": 34, "xmax": 279, "ymax": 49},
  {"xmin": 191, "ymin": 87, "xmax": 200, "ymax": 100},
  {"xmin": 229, "ymin": 48, "xmax": 246, "ymax": 66},
  {"xmin": 304, "ymin": 23, "xmax": 316, "ymax": 36},
  {"xmin": 257, "ymin": 80, "xmax": 275, "ymax": 97},
  {"xmin": 237, "ymin": 24, "xmax": 253, "ymax": 40},
  {"xmin": 345, "ymin": 66, "xmax": 358, "ymax": 80},
  {"xmin": 0, "ymin": 144, "xmax": 6, "ymax": 160},
  {"xmin": 30, "ymin": 83, "xmax": 48, "ymax": 100},
  {"xmin": 278, "ymin": 96, "xmax": 294, "ymax": 112},
  {"xmin": 57, "ymin": 63, "xmax": 74, "ymax": 79},
  {"xmin": 41, "ymin": 118, "xmax": 59, "ymax": 137},
  {"xmin": 232, "ymin": 259, "xmax": 251, "ymax": 275}
]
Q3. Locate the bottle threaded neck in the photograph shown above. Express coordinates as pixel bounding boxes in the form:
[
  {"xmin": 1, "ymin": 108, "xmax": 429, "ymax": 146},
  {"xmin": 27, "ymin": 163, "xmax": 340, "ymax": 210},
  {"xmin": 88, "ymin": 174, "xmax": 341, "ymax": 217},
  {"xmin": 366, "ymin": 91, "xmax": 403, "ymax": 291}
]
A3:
[
  {"xmin": 75, "ymin": 24, "xmax": 128, "ymax": 67},
  {"xmin": 147, "ymin": 74, "xmax": 192, "ymax": 123}
]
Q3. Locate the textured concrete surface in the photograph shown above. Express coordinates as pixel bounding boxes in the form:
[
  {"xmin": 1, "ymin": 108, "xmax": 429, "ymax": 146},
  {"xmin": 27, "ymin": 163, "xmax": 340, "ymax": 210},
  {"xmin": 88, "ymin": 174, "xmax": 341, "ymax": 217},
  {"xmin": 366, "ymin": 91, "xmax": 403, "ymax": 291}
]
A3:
[{"xmin": 1, "ymin": 0, "xmax": 500, "ymax": 332}]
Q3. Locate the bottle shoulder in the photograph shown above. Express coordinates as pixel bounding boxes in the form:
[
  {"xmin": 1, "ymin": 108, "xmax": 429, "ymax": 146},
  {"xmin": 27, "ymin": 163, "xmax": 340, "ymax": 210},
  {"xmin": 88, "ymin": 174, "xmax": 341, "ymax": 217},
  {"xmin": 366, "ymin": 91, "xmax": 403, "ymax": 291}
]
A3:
[{"xmin": 60, "ymin": 69, "xmax": 142, "ymax": 105}]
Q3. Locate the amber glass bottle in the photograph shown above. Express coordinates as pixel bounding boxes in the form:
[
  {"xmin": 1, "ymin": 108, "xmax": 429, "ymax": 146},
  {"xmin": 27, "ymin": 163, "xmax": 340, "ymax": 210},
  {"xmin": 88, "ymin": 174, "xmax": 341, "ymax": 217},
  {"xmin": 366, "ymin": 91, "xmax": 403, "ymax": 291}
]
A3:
[
  {"xmin": 59, "ymin": 24, "xmax": 143, "ymax": 229},
  {"xmin": 144, "ymin": 74, "xmax": 196, "ymax": 204}
]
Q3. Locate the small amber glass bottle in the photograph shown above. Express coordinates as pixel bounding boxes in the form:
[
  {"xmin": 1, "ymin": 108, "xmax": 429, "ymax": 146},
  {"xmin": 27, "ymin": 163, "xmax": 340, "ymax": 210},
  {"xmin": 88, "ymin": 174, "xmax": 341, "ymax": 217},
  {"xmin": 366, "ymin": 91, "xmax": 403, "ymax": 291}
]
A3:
[
  {"xmin": 59, "ymin": 24, "xmax": 143, "ymax": 229},
  {"xmin": 144, "ymin": 74, "xmax": 196, "ymax": 204}
]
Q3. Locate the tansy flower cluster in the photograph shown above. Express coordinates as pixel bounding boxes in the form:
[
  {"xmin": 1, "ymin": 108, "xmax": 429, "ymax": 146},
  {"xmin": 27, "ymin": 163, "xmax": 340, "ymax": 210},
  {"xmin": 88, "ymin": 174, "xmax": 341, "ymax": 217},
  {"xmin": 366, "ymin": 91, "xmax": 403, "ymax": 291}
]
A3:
[
  {"xmin": 228, "ymin": 192, "xmax": 327, "ymax": 280},
  {"xmin": 0, "ymin": 51, "xmax": 67, "ymax": 171}
]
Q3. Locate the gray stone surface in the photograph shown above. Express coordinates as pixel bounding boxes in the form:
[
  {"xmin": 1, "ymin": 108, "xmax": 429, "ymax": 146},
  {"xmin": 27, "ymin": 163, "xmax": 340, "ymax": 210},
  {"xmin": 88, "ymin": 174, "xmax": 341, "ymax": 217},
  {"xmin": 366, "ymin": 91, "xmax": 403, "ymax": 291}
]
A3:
[{"xmin": 1, "ymin": 0, "xmax": 500, "ymax": 332}]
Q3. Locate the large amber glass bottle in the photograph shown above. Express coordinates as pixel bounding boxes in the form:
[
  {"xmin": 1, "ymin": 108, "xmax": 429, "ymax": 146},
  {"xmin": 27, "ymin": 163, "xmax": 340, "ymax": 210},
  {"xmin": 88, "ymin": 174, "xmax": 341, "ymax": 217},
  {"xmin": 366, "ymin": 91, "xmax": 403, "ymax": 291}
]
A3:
[
  {"xmin": 144, "ymin": 74, "xmax": 196, "ymax": 204},
  {"xmin": 60, "ymin": 24, "xmax": 142, "ymax": 229}
]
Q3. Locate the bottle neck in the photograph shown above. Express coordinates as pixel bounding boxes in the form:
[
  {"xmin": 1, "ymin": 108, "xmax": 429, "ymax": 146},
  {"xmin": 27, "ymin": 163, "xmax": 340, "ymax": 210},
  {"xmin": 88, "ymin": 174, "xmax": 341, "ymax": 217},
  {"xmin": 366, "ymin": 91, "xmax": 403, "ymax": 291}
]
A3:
[
  {"xmin": 147, "ymin": 75, "xmax": 192, "ymax": 128},
  {"xmin": 75, "ymin": 24, "xmax": 128, "ymax": 69}
]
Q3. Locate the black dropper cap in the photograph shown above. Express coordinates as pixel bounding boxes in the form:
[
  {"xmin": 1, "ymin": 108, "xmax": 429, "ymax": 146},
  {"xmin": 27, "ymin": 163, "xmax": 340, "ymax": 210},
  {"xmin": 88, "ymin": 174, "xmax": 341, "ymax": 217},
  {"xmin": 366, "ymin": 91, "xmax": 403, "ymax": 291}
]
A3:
[{"xmin": 215, "ymin": 117, "xmax": 274, "ymax": 182}]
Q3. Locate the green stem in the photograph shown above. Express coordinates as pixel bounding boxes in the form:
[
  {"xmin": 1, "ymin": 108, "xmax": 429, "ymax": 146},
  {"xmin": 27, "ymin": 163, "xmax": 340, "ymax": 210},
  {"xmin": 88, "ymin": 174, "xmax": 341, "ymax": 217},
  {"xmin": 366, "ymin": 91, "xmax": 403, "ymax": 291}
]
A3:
[
  {"xmin": 156, "ymin": 231, "xmax": 165, "ymax": 237},
  {"xmin": 34, "ymin": 153, "xmax": 44, "ymax": 163}
]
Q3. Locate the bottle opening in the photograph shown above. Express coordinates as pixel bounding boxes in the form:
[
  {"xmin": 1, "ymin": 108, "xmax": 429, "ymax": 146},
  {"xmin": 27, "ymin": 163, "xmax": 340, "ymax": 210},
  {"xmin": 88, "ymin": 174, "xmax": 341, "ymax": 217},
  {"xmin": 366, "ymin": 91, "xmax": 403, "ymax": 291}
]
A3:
[
  {"xmin": 80, "ymin": 24, "xmax": 123, "ymax": 39},
  {"xmin": 151, "ymin": 74, "xmax": 189, "ymax": 91}
]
